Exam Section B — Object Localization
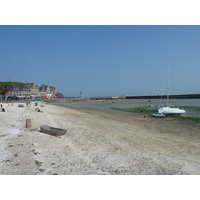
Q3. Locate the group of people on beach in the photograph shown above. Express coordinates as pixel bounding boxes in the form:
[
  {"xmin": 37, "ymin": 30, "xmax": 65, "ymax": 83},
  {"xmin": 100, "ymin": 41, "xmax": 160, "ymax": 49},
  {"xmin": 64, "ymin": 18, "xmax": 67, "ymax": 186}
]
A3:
[{"xmin": 34, "ymin": 102, "xmax": 43, "ymax": 112}]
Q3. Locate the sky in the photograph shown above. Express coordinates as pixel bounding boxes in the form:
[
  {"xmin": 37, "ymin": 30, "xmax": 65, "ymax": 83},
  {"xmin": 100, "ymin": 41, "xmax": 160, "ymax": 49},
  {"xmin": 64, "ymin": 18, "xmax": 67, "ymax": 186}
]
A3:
[{"xmin": 1, "ymin": 25, "xmax": 200, "ymax": 97}]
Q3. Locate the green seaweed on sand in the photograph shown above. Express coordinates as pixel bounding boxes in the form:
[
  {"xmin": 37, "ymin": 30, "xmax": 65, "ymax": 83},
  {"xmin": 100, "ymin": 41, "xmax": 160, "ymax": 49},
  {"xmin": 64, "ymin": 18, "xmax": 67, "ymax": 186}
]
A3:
[
  {"xmin": 111, "ymin": 107, "xmax": 157, "ymax": 115},
  {"xmin": 181, "ymin": 106, "xmax": 200, "ymax": 112},
  {"xmin": 169, "ymin": 116, "xmax": 200, "ymax": 123},
  {"xmin": 112, "ymin": 106, "xmax": 200, "ymax": 123}
]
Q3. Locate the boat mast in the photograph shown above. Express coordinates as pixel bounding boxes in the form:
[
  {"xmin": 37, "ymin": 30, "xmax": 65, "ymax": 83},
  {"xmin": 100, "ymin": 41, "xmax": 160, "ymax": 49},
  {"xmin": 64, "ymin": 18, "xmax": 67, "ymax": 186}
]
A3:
[{"xmin": 167, "ymin": 66, "xmax": 170, "ymax": 107}]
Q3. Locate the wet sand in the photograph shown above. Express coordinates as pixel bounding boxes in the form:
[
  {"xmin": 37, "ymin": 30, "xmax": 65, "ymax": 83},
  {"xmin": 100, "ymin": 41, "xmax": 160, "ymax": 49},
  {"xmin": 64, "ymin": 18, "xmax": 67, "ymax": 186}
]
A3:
[{"xmin": 0, "ymin": 102, "xmax": 200, "ymax": 175}]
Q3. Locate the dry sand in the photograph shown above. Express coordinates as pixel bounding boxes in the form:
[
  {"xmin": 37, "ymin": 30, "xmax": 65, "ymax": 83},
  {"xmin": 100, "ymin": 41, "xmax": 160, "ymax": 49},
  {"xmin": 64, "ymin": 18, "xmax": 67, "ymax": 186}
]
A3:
[{"xmin": 0, "ymin": 101, "xmax": 200, "ymax": 175}]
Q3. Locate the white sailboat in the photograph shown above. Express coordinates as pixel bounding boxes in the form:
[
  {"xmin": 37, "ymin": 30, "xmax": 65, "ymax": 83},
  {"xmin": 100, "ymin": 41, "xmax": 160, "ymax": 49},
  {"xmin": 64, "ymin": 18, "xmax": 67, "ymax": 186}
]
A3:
[
  {"xmin": 158, "ymin": 66, "xmax": 186, "ymax": 116},
  {"xmin": 158, "ymin": 106, "xmax": 185, "ymax": 116}
]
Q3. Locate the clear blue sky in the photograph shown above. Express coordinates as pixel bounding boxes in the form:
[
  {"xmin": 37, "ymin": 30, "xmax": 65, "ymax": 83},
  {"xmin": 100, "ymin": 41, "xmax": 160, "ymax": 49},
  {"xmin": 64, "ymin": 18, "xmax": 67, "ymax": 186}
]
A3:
[{"xmin": 1, "ymin": 25, "xmax": 200, "ymax": 97}]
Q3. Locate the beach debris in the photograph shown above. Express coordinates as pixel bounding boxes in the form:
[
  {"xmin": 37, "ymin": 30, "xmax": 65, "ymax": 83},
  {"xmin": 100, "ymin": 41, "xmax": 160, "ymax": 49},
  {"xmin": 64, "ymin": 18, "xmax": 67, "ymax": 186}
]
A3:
[{"xmin": 35, "ymin": 160, "xmax": 43, "ymax": 167}]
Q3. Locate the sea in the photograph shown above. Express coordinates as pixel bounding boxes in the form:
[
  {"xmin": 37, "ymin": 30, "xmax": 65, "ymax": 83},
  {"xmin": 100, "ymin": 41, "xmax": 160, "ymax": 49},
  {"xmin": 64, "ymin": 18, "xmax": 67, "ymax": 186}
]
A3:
[{"xmin": 53, "ymin": 98, "xmax": 200, "ymax": 117}]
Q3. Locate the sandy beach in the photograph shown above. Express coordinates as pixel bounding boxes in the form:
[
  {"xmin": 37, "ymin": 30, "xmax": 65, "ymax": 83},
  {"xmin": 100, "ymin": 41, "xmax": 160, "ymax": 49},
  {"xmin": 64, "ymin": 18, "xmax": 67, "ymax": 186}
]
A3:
[{"xmin": 0, "ymin": 101, "xmax": 200, "ymax": 175}]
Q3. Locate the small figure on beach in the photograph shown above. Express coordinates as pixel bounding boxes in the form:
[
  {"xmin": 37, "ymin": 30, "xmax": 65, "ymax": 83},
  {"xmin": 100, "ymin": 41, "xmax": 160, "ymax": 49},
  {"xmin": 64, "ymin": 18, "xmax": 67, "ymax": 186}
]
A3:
[
  {"xmin": 0, "ymin": 104, "xmax": 2, "ymax": 107},
  {"xmin": 144, "ymin": 114, "xmax": 146, "ymax": 119},
  {"xmin": 35, "ymin": 108, "xmax": 42, "ymax": 113},
  {"xmin": 0, "ymin": 108, "xmax": 5, "ymax": 112}
]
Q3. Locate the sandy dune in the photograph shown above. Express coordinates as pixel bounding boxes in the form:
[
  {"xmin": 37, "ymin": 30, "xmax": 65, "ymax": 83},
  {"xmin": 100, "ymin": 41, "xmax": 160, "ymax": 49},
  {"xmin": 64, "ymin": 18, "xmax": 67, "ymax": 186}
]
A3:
[{"xmin": 0, "ymin": 102, "xmax": 200, "ymax": 175}]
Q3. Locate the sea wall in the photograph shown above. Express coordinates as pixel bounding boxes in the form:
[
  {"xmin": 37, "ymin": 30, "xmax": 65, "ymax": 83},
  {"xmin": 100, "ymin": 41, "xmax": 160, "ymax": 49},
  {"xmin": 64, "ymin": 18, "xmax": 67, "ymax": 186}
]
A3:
[{"xmin": 126, "ymin": 94, "xmax": 200, "ymax": 99}]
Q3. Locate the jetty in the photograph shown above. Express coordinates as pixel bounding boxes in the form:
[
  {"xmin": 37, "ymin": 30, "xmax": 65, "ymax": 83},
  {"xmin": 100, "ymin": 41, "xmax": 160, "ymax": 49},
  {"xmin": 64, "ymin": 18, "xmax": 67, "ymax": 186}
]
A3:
[
  {"xmin": 90, "ymin": 94, "xmax": 200, "ymax": 100},
  {"xmin": 126, "ymin": 94, "xmax": 200, "ymax": 100}
]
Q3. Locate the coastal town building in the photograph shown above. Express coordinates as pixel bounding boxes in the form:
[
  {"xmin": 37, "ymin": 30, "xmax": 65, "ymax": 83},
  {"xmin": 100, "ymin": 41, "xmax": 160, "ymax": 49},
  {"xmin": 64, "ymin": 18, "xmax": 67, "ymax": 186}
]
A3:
[
  {"xmin": 6, "ymin": 86, "xmax": 31, "ymax": 98},
  {"xmin": 25, "ymin": 83, "xmax": 39, "ymax": 97},
  {"xmin": 38, "ymin": 84, "xmax": 58, "ymax": 98},
  {"xmin": 4, "ymin": 82, "xmax": 62, "ymax": 100}
]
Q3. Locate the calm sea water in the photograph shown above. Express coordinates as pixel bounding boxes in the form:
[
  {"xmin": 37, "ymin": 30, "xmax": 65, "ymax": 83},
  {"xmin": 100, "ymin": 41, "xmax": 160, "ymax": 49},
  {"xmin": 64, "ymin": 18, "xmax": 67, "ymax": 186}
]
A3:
[{"xmin": 55, "ymin": 98, "xmax": 200, "ymax": 117}]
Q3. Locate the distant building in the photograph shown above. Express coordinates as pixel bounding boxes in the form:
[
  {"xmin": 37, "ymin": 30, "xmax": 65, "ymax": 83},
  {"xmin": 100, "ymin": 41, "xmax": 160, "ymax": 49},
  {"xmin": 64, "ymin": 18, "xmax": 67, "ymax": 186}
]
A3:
[
  {"xmin": 25, "ymin": 83, "xmax": 40, "ymax": 98},
  {"xmin": 5, "ymin": 82, "xmax": 61, "ymax": 100},
  {"xmin": 7, "ymin": 86, "xmax": 31, "ymax": 98},
  {"xmin": 38, "ymin": 84, "xmax": 58, "ymax": 99}
]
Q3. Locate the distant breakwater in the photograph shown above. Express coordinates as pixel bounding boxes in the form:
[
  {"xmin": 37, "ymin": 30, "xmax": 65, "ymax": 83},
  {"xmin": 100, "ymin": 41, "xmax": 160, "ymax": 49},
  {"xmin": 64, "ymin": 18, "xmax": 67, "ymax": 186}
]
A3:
[
  {"xmin": 126, "ymin": 94, "xmax": 200, "ymax": 100},
  {"xmin": 90, "ymin": 94, "xmax": 200, "ymax": 100}
]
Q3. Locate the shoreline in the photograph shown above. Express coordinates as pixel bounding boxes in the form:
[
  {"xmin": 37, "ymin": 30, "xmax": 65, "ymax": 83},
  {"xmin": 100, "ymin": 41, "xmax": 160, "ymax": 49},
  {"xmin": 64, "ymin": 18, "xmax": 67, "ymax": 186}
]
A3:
[{"xmin": 0, "ymin": 102, "xmax": 200, "ymax": 175}]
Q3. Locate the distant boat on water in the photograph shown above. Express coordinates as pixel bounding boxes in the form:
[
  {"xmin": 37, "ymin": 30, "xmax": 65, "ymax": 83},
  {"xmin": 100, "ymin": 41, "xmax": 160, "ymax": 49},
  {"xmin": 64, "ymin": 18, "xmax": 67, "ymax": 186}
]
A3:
[{"xmin": 158, "ymin": 66, "xmax": 186, "ymax": 116}]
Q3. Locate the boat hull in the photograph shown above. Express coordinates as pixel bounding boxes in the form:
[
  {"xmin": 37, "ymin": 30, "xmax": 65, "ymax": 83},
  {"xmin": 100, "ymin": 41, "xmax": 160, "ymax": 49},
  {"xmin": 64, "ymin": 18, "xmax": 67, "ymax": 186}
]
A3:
[
  {"xmin": 158, "ymin": 107, "xmax": 185, "ymax": 116},
  {"xmin": 40, "ymin": 125, "xmax": 66, "ymax": 136}
]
